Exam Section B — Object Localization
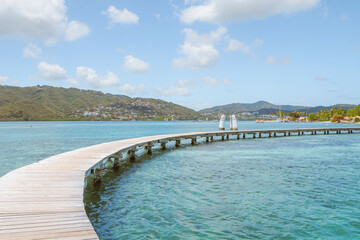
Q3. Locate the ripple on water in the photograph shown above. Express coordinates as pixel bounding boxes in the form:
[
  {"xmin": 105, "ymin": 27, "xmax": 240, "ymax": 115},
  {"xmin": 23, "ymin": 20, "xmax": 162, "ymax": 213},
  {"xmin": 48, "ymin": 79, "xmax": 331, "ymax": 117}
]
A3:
[{"xmin": 85, "ymin": 134, "xmax": 360, "ymax": 239}]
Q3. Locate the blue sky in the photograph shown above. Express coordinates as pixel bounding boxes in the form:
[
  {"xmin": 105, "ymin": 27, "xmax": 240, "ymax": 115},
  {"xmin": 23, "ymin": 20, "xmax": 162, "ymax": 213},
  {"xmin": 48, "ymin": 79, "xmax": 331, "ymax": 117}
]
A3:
[{"xmin": 0, "ymin": 0, "xmax": 359, "ymax": 110}]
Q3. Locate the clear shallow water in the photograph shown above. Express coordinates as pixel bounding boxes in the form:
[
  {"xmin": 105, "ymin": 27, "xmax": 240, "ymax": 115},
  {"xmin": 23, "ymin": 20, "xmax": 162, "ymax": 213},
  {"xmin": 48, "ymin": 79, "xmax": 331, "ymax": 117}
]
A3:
[
  {"xmin": 83, "ymin": 124, "xmax": 359, "ymax": 240},
  {"xmin": 1, "ymin": 121, "xmax": 360, "ymax": 239}
]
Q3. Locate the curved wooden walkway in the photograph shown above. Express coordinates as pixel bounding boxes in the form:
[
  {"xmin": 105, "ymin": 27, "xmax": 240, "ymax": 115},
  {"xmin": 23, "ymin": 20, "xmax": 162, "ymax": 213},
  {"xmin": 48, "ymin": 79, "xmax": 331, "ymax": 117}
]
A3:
[{"xmin": 0, "ymin": 127, "xmax": 359, "ymax": 239}]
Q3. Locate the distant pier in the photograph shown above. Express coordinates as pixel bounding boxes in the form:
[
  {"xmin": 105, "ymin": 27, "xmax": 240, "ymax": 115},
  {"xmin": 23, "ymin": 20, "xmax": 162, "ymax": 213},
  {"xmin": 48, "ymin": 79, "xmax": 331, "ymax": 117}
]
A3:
[{"xmin": 0, "ymin": 127, "xmax": 359, "ymax": 239}]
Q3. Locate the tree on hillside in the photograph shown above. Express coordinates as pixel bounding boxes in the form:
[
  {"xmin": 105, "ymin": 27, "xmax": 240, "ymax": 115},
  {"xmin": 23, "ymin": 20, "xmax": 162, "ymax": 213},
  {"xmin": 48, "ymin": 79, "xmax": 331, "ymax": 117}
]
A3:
[
  {"xmin": 347, "ymin": 105, "xmax": 360, "ymax": 117},
  {"xmin": 316, "ymin": 109, "xmax": 330, "ymax": 121},
  {"xmin": 307, "ymin": 113, "xmax": 318, "ymax": 121},
  {"xmin": 330, "ymin": 107, "xmax": 338, "ymax": 117},
  {"xmin": 337, "ymin": 108, "xmax": 346, "ymax": 116},
  {"xmin": 276, "ymin": 111, "xmax": 285, "ymax": 118},
  {"xmin": 288, "ymin": 111, "xmax": 300, "ymax": 121},
  {"xmin": 331, "ymin": 115, "xmax": 344, "ymax": 123}
]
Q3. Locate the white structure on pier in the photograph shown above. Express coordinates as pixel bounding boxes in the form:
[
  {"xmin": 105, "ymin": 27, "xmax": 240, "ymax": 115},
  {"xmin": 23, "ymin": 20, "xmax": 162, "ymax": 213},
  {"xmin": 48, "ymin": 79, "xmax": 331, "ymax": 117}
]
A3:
[
  {"xmin": 230, "ymin": 115, "xmax": 238, "ymax": 130},
  {"xmin": 219, "ymin": 115, "xmax": 226, "ymax": 130}
]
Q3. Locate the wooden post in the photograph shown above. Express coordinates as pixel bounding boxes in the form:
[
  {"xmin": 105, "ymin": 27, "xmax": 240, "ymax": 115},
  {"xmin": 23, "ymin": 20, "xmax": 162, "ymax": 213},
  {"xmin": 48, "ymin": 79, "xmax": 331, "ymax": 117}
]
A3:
[
  {"xmin": 147, "ymin": 143, "xmax": 153, "ymax": 154},
  {"xmin": 113, "ymin": 157, "xmax": 120, "ymax": 170},
  {"xmin": 191, "ymin": 138, "xmax": 197, "ymax": 145},
  {"xmin": 129, "ymin": 150, "xmax": 136, "ymax": 162},
  {"xmin": 206, "ymin": 136, "xmax": 209, "ymax": 143},
  {"xmin": 259, "ymin": 133, "xmax": 262, "ymax": 138},
  {"xmin": 269, "ymin": 132, "xmax": 272, "ymax": 138},
  {"xmin": 274, "ymin": 132, "xmax": 276, "ymax": 137},
  {"xmin": 284, "ymin": 132, "xmax": 286, "ymax": 137},
  {"xmin": 161, "ymin": 142, "xmax": 166, "ymax": 150},
  {"xmin": 222, "ymin": 135, "xmax": 225, "ymax": 141},
  {"xmin": 93, "ymin": 173, "xmax": 101, "ymax": 185},
  {"xmin": 227, "ymin": 134, "xmax": 229, "ymax": 140},
  {"xmin": 210, "ymin": 136, "xmax": 214, "ymax": 142},
  {"xmin": 311, "ymin": 131, "xmax": 314, "ymax": 135},
  {"xmin": 348, "ymin": 129, "xmax": 351, "ymax": 134},
  {"xmin": 243, "ymin": 134, "xmax": 246, "ymax": 139},
  {"xmin": 237, "ymin": 134, "xmax": 240, "ymax": 139},
  {"xmin": 253, "ymin": 133, "xmax": 256, "ymax": 139},
  {"xmin": 324, "ymin": 131, "xmax": 326, "ymax": 135},
  {"xmin": 298, "ymin": 131, "xmax": 300, "ymax": 136},
  {"xmin": 315, "ymin": 131, "xmax": 317, "ymax": 135},
  {"xmin": 175, "ymin": 139, "xmax": 180, "ymax": 147},
  {"xmin": 302, "ymin": 131, "xmax": 304, "ymax": 135}
]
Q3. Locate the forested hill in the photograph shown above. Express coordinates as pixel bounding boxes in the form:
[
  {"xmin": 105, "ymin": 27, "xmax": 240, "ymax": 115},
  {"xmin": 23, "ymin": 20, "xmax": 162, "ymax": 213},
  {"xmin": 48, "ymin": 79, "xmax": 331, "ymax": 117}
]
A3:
[
  {"xmin": 200, "ymin": 100, "xmax": 356, "ymax": 114},
  {"xmin": 0, "ymin": 85, "xmax": 200, "ymax": 121}
]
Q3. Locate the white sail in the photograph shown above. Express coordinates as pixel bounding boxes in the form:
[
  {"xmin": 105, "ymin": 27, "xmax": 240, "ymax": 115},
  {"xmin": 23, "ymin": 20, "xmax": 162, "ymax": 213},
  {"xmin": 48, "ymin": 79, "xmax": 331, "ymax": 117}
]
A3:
[
  {"xmin": 219, "ymin": 115, "xmax": 226, "ymax": 130},
  {"xmin": 231, "ymin": 115, "xmax": 238, "ymax": 130}
]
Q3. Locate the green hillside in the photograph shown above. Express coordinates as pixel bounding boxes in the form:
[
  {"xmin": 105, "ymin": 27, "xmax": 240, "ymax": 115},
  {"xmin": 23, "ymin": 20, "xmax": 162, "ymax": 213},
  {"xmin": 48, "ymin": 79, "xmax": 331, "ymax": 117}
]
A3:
[
  {"xmin": 200, "ymin": 101, "xmax": 305, "ymax": 113},
  {"xmin": 200, "ymin": 100, "xmax": 355, "ymax": 114},
  {"xmin": 0, "ymin": 85, "xmax": 200, "ymax": 121}
]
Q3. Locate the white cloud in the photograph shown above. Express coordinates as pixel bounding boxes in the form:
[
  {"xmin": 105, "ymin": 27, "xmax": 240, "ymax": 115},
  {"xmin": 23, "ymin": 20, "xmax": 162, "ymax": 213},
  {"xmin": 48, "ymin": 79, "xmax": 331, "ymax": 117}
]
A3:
[
  {"xmin": 199, "ymin": 76, "xmax": 219, "ymax": 87},
  {"xmin": 156, "ymin": 78, "xmax": 197, "ymax": 97},
  {"xmin": 0, "ymin": 0, "xmax": 89, "ymax": 44},
  {"xmin": 184, "ymin": 0, "xmax": 204, "ymax": 5},
  {"xmin": 177, "ymin": 79, "xmax": 196, "ymax": 88},
  {"xmin": 173, "ymin": 26, "xmax": 227, "ymax": 70},
  {"xmin": 199, "ymin": 76, "xmax": 230, "ymax": 87},
  {"xmin": 76, "ymin": 67, "xmax": 120, "ymax": 88},
  {"xmin": 226, "ymin": 39, "xmax": 251, "ymax": 53},
  {"xmin": 104, "ymin": 6, "xmax": 139, "ymax": 25},
  {"xmin": 23, "ymin": 43, "xmax": 42, "ymax": 59},
  {"xmin": 181, "ymin": 0, "xmax": 320, "ymax": 24},
  {"xmin": 37, "ymin": 61, "xmax": 78, "ymax": 86},
  {"xmin": 157, "ymin": 86, "xmax": 190, "ymax": 96},
  {"xmin": 64, "ymin": 21, "xmax": 90, "ymax": 41},
  {"xmin": 0, "ymin": 74, "xmax": 8, "ymax": 83},
  {"xmin": 118, "ymin": 83, "xmax": 146, "ymax": 95},
  {"xmin": 254, "ymin": 38, "xmax": 264, "ymax": 47},
  {"xmin": 123, "ymin": 55, "xmax": 150, "ymax": 73},
  {"xmin": 263, "ymin": 56, "xmax": 292, "ymax": 65}
]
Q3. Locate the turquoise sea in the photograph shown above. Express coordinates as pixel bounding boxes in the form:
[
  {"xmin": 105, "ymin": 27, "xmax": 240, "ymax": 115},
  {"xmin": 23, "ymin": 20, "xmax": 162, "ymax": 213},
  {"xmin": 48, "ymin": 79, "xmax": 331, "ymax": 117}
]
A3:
[{"xmin": 1, "ymin": 121, "xmax": 360, "ymax": 239}]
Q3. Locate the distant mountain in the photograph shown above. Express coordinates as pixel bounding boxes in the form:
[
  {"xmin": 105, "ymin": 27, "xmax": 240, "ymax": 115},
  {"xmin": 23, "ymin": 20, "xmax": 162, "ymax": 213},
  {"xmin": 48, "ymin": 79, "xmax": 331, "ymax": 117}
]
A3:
[
  {"xmin": 0, "ymin": 85, "xmax": 200, "ymax": 121},
  {"xmin": 200, "ymin": 101, "xmax": 356, "ymax": 114}
]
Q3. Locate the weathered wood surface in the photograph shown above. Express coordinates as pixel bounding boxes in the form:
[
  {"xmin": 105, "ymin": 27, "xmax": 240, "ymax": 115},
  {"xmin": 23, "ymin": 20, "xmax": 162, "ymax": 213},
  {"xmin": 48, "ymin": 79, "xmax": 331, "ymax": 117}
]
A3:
[{"xmin": 0, "ymin": 127, "xmax": 359, "ymax": 239}]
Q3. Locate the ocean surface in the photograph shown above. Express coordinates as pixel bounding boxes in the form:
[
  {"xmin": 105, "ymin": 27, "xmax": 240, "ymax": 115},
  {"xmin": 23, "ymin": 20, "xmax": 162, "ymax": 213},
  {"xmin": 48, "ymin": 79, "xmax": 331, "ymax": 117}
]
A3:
[{"xmin": 1, "ymin": 121, "xmax": 360, "ymax": 239}]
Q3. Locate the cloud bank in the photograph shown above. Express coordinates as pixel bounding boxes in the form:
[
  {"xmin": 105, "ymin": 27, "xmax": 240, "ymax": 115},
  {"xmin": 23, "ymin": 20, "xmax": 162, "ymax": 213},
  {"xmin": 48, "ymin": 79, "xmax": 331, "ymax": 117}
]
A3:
[
  {"xmin": 104, "ymin": 6, "xmax": 139, "ymax": 25},
  {"xmin": 0, "ymin": 0, "xmax": 89, "ymax": 44},
  {"xmin": 181, "ymin": 0, "xmax": 320, "ymax": 24},
  {"xmin": 76, "ymin": 67, "xmax": 120, "ymax": 88},
  {"xmin": 123, "ymin": 55, "xmax": 150, "ymax": 73},
  {"xmin": 173, "ymin": 26, "xmax": 227, "ymax": 70}
]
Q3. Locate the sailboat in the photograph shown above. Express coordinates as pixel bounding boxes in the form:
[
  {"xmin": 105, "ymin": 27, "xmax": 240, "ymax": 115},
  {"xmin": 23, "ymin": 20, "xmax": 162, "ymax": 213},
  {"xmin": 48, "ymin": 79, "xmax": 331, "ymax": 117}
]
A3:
[{"xmin": 219, "ymin": 115, "xmax": 226, "ymax": 130}]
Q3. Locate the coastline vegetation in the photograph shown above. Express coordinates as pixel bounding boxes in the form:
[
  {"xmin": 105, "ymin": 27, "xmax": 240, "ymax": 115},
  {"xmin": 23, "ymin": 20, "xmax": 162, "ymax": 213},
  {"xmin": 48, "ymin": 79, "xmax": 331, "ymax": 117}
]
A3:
[{"xmin": 280, "ymin": 105, "xmax": 360, "ymax": 123}]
